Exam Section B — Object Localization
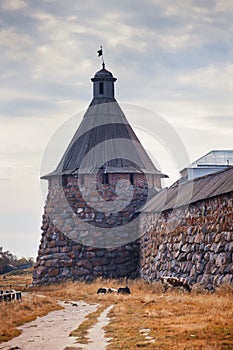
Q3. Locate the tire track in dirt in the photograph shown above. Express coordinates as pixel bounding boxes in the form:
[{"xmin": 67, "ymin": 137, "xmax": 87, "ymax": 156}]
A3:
[
  {"xmin": 74, "ymin": 305, "xmax": 113, "ymax": 350},
  {"xmin": 0, "ymin": 301, "xmax": 97, "ymax": 350}
]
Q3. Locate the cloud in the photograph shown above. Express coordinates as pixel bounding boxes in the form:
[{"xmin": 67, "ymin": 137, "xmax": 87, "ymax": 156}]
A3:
[
  {"xmin": 1, "ymin": 0, "xmax": 27, "ymax": 10},
  {"xmin": 176, "ymin": 64, "xmax": 233, "ymax": 115},
  {"xmin": 0, "ymin": 0, "xmax": 233, "ymax": 257},
  {"xmin": 206, "ymin": 115, "xmax": 233, "ymax": 128}
]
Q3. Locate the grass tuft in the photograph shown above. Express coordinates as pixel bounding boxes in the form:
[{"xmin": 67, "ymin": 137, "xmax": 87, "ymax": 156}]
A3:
[{"xmin": 70, "ymin": 304, "xmax": 110, "ymax": 344}]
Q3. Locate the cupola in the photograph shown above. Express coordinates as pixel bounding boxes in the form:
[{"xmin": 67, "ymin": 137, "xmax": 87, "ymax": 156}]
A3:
[{"xmin": 91, "ymin": 63, "xmax": 117, "ymax": 100}]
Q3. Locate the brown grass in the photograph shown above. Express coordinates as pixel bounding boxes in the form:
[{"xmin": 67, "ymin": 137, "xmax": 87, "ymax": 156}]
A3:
[
  {"xmin": 0, "ymin": 269, "xmax": 32, "ymax": 291},
  {"xmin": 70, "ymin": 304, "xmax": 110, "ymax": 344},
  {"xmin": 32, "ymin": 277, "xmax": 126, "ymax": 304},
  {"xmin": 0, "ymin": 271, "xmax": 61, "ymax": 343},
  {"xmin": 105, "ymin": 281, "xmax": 233, "ymax": 350},
  {"xmin": 31, "ymin": 279, "xmax": 233, "ymax": 349},
  {"xmin": 0, "ymin": 295, "xmax": 61, "ymax": 343},
  {"xmin": 1, "ymin": 274, "xmax": 233, "ymax": 349}
]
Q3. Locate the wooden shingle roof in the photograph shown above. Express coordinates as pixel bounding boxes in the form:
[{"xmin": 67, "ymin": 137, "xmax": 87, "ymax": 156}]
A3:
[
  {"xmin": 42, "ymin": 67, "xmax": 165, "ymax": 179},
  {"xmin": 142, "ymin": 166, "xmax": 233, "ymax": 213}
]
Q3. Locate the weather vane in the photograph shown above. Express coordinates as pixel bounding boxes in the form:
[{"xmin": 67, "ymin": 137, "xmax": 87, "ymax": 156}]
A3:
[{"xmin": 97, "ymin": 46, "xmax": 105, "ymax": 69}]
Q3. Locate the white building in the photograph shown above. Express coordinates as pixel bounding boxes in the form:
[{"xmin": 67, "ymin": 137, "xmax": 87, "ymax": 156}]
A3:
[{"xmin": 180, "ymin": 150, "xmax": 233, "ymax": 181}]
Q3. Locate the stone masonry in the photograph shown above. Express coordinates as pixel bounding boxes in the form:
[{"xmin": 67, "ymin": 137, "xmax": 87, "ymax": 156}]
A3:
[
  {"xmin": 140, "ymin": 192, "xmax": 233, "ymax": 290},
  {"xmin": 33, "ymin": 64, "xmax": 164, "ymax": 285},
  {"xmin": 33, "ymin": 173, "xmax": 150, "ymax": 285},
  {"xmin": 34, "ymin": 63, "xmax": 232, "ymax": 289}
]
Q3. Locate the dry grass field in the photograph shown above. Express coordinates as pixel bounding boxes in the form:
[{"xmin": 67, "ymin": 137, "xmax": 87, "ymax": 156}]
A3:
[
  {"xmin": 105, "ymin": 284, "xmax": 233, "ymax": 350},
  {"xmin": 0, "ymin": 271, "xmax": 61, "ymax": 342},
  {"xmin": 0, "ymin": 272, "xmax": 232, "ymax": 349},
  {"xmin": 0, "ymin": 269, "xmax": 32, "ymax": 290},
  {"xmin": 35, "ymin": 279, "xmax": 233, "ymax": 350}
]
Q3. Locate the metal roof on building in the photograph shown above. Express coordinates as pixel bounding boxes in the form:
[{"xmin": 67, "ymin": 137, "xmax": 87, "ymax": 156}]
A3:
[
  {"xmin": 142, "ymin": 166, "xmax": 233, "ymax": 213},
  {"xmin": 93, "ymin": 67, "xmax": 115, "ymax": 78},
  {"xmin": 42, "ymin": 66, "xmax": 166, "ymax": 179},
  {"xmin": 186, "ymin": 150, "xmax": 233, "ymax": 168}
]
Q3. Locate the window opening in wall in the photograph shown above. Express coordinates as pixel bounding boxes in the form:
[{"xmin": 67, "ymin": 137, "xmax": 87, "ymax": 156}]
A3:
[
  {"xmin": 79, "ymin": 174, "xmax": 85, "ymax": 185},
  {"xmin": 130, "ymin": 173, "xmax": 134, "ymax": 185},
  {"xmin": 62, "ymin": 176, "xmax": 68, "ymax": 186},
  {"xmin": 99, "ymin": 82, "xmax": 104, "ymax": 94},
  {"xmin": 103, "ymin": 173, "xmax": 109, "ymax": 184}
]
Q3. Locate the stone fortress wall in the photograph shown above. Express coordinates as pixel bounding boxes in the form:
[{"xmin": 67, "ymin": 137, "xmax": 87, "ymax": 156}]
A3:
[
  {"xmin": 33, "ymin": 64, "xmax": 233, "ymax": 289},
  {"xmin": 34, "ymin": 175, "xmax": 233, "ymax": 289},
  {"xmin": 33, "ymin": 173, "xmax": 150, "ymax": 285},
  {"xmin": 139, "ymin": 191, "xmax": 233, "ymax": 290}
]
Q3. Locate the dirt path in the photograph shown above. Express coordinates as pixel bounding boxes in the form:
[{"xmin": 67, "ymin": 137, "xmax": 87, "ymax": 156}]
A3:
[
  {"xmin": 0, "ymin": 301, "xmax": 97, "ymax": 350},
  {"xmin": 75, "ymin": 305, "xmax": 113, "ymax": 350}
]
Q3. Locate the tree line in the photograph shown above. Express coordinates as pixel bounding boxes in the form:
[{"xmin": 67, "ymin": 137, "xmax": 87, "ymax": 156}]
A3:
[{"xmin": 0, "ymin": 246, "xmax": 34, "ymax": 274}]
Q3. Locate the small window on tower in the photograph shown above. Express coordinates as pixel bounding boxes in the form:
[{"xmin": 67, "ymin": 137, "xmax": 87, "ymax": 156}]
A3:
[
  {"xmin": 130, "ymin": 173, "xmax": 134, "ymax": 185},
  {"xmin": 99, "ymin": 82, "xmax": 104, "ymax": 94},
  {"xmin": 62, "ymin": 176, "xmax": 68, "ymax": 186},
  {"xmin": 79, "ymin": 174, "xmax": 85, "ymax": 185},
  {"xmin": 103, "ymin": 173, "xmax": 109, "ymax": 184}
]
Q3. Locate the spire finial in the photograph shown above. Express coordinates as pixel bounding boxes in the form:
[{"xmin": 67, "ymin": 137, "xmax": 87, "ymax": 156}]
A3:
[{"xmin": 97, "ymin": 45, "xmax": 105, "ymax": 68}]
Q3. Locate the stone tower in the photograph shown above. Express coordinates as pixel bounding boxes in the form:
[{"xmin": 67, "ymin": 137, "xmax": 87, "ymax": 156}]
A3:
[{"xmin": 33, "ymin": 63, "xmax": 165, "ymax": 285}]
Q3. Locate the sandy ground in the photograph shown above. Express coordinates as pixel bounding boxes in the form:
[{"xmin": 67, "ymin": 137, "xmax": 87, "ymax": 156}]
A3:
[{"xmin": 0, "ymin": 301, "xmax": 98, "ymax": 350}]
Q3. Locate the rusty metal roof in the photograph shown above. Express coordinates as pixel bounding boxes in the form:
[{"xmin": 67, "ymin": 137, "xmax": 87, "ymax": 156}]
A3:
[{"xmin": 142, "ymin": 166, "xmax": 233, "ymax": 213}]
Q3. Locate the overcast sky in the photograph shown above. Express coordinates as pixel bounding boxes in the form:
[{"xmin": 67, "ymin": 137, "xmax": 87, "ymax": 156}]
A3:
[{"xmin": 0, "ymin": 0, "xmax": 232, "ymax": 258}]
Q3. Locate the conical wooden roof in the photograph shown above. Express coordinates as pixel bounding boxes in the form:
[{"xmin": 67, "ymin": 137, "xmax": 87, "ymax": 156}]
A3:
[{"xmin": 42, "ymin": 66, "xmax": 165, "ymax": 179}]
